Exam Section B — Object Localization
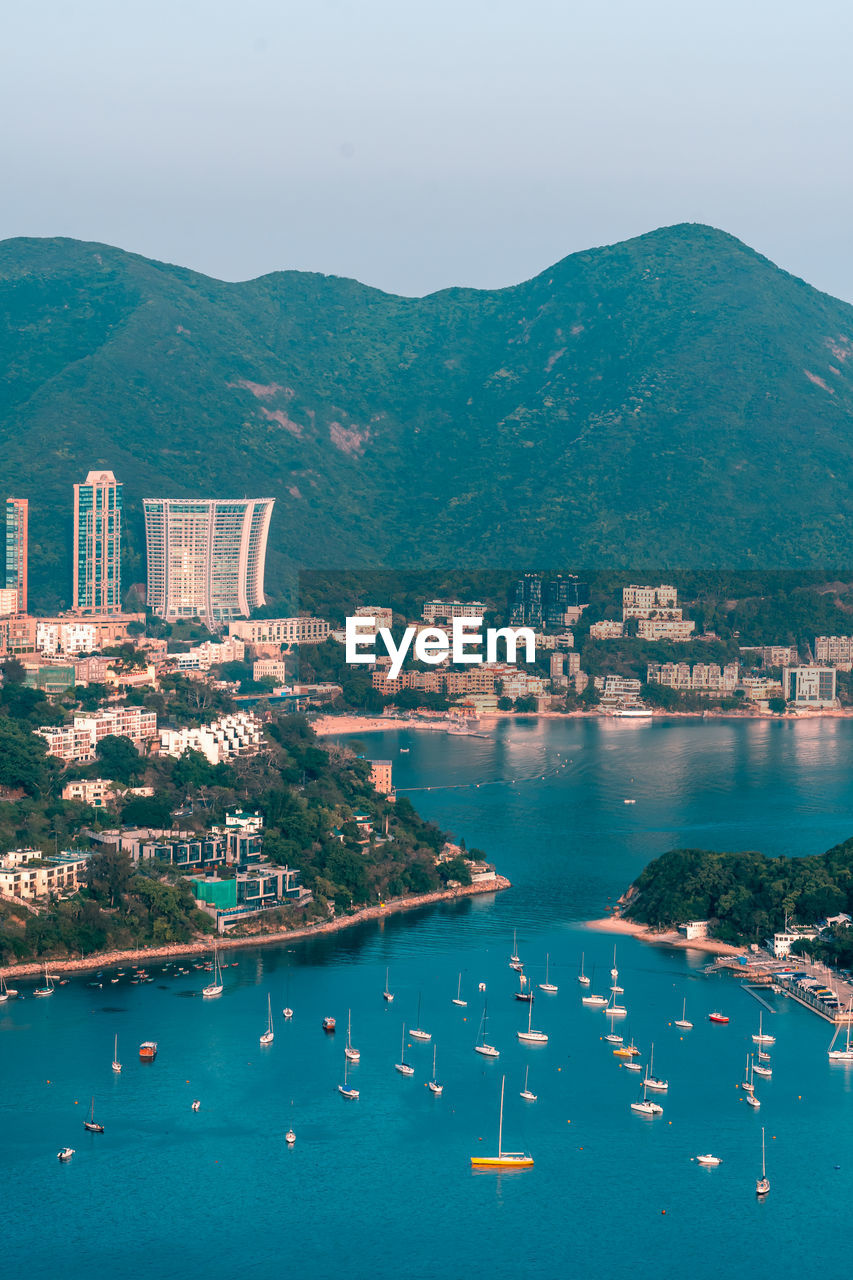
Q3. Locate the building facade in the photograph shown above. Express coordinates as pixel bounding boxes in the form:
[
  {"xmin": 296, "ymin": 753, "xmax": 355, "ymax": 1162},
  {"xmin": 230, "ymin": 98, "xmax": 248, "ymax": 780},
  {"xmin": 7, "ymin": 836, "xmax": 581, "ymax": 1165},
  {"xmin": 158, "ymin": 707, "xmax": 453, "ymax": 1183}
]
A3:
[
  {"xmin": 5, "ymin": 497, "xmax": 27, "ymax": 614},
  {"xmin": 0, "ymin": 849, "xmax": 89, "ymax": 901},
  {"xmin": 782, "ymin": 666, "xmax": 837, "ymax": 707},
  {"xmin": 814, "ymin": 636, "xmax": 853, "ymax": 669},
  {"xmin": 35, "ymin": 707, "xmax": 157, "ymax": 763},
  {"xmin": 73, "ymin": 471, "xmax": 122, "ymax": 615},
  {"xmin": 143, "ymin": 497, "xmax": 274, "ymax": 623},
  {"xmin": 228, "ymin": 616, "xmax": 329, "ymax": 646}
]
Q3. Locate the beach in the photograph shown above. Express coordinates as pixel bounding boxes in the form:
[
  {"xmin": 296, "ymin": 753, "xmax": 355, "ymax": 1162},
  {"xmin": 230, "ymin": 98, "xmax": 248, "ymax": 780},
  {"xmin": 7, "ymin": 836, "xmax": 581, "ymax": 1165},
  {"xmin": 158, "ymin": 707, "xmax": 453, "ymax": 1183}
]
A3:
[{"xmin": 584, "ymin": 914, "xmax": 744, "ymax": 956}]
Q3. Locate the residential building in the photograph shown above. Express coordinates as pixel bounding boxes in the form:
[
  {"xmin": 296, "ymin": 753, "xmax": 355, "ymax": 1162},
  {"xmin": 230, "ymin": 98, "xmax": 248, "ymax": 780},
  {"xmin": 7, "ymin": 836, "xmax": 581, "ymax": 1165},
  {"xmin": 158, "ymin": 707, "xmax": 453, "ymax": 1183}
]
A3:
[
  {"xmin": 143, "ymin": 497, "xmax": 274, "ymax": 623},
  {"xmin": 158, "ymin": 711, "xmax": 262, "ymax": 765},
  {"xmin": 422, "ymin": 600, "xmax": 486, "ymax": 624},
  {"xmin": 228, "ymin": 616, "xmax": 330, "ymax": 647},
  {"xmin": 550, "ymin": 652, "xmax": 567, "ymax": 686},
  {"xmin": 542, "ymin": 574, "xmax": 589, "ymax": 627},
  {"xmin": 509, "ymin": 573, "xmax": 542, "ymax": 628},
  {"xmin": 636, "ymin": 618, "xmax": 696, "ymax": 642},
  {"xmin": 646, "ymin": 662, "xmax": 739, "ymax": 693},
  {"xmin": 61, "ymin": 778, "xmax": 117, "ymax": 808},
  {"xmin": 36, "ymin": 621, "xmax": 97, "ymax": 656},
  {"xmin": 622, "ymin": 584, "xmax": 678, "ymax": 615},
  {"xmin": 73, "ymin": 470, "xmax": 122, "ymax": 615},
  {"xmin": 740, "ymin": 644, "xmax": 799, "ymax": 668},
  {"xmin": 369, "ymin": 760, "xmax": 393, "ymax": 795},
  {"xmin": 4, "ymin": 497, "xmax": 27, "ymax": 614},
  {"xmin": 814, "ymin": 636, "xmax": 853, "ymax": 669},
  {"xmin": 355, "ymin": 605, "xmax": 394, "ymax": 630},
  {"xmin": 782, "ymin": 666, "xmax": 837, "ymax": 707},
  {"xmin": 0, "ymin": 588, "xmax": 19, "ymax": 617},
  {"xmin": 168, "ymin": 638, "xmax": 246, "ymax": 670},
  {"xmin": 740, "ymin": 675, "xmax": 783, "ymax": 701},
  {"xmin": 566, "ymin": 652, "xmax": 581, "ymax": 677},
  {"xmin": 0, "ymin": 848, "xmax": 89, "ymax": 901},
  {"xmin": 589, "ymin": 620, "xmax": 624, "ymax": 639},
  {"xmin": 594, "ymin": 675, "xmax": 642, "ymax": 705},
  {"xmin": 253, "ymin": 658, "xmax": 287, "ymax": 683},
  {"xmin": 35, "ymin": 707, "xmax": 157, "ymax": 763}
]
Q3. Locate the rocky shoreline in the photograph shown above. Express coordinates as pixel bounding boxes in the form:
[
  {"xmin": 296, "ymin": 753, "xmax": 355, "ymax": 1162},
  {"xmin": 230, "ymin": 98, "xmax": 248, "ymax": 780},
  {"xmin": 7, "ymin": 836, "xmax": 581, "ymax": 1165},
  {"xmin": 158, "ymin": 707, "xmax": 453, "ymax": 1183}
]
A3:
[{"xmin": 0, "ymin": 876, "xmax": 511, "ymax": 980}]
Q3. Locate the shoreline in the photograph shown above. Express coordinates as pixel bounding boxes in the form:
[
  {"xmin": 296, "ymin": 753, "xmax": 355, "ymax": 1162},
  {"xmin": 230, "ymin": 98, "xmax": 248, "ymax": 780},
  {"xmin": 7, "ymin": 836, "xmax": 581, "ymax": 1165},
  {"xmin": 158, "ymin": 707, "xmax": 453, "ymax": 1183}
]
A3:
[
  {"xmin": 584, "ymin": 914, "xmax": 744, "ymax": 957},
  {"xmin": 0, "ymin": 876, "xmax": 510, "ymax": 980}
]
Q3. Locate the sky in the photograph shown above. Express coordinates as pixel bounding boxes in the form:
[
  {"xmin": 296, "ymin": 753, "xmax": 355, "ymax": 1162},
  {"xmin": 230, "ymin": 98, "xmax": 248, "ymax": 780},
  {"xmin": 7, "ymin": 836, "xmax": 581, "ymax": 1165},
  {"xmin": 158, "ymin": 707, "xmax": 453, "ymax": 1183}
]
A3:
[{"xmin": 2, "ymin": 0, "xmax": 853, "ymax": 300}]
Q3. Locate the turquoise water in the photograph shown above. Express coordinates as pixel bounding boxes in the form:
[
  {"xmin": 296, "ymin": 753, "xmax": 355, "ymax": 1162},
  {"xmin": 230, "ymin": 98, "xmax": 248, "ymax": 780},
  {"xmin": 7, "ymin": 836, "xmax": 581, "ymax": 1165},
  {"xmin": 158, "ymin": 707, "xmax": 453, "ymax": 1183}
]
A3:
[{"xmin": 5, "ymin": 717, "xmax": 853, "ymax": 1280}]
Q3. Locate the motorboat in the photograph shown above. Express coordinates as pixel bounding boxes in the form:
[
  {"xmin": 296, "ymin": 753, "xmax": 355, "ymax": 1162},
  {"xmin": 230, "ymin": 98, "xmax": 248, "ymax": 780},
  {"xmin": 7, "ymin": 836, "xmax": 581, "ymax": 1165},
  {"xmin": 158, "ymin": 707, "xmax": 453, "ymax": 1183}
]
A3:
[
  {"xmin": 696, "ymin": 1154, "xmax": 722, "ymax": 1166},
  {"xmin": 57, "ymin": 1147, "xmax": 75, "ymax": 1161}
]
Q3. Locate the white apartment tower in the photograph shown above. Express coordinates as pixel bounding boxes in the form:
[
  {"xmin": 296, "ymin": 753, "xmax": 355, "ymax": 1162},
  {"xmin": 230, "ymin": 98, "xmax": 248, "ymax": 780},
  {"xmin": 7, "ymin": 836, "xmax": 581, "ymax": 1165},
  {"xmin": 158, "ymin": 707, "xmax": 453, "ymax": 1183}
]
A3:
[{"xmin": 143, "ymin": 498, "xmax": 274, "ymax": 623}]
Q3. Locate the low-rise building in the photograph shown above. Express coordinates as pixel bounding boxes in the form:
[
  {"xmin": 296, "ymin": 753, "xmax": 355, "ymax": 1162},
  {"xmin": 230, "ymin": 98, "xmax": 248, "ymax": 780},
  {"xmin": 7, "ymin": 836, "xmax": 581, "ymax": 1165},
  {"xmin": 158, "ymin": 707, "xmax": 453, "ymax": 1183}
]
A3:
[
  {"xmin": 739, "ymin": 644, "xmax": 799, "ymax": 668},
  {"xmin": 647, "ymin": 662, "xmax": 739, "ymax": 693},
  {"xmin": 595, "ymin": 675, "xmax": 642, "ymax": 705},
  {"xmin": 589, "ymin": 620, "xmax": 624, "ymax": 639},
  {"xmin": 622, "ymin": 584, "xmax": 678, "ymax": 615},
  {"xmin": 228, "ymin": 617, "xmax": 330, "ymax": 647},
  {"xmin": 636, "ymin": 618, "xmax": 696, "ymax": 642},
  {"xmin": 782, "ymin": 666, "xmax": 837, "ymax": 707},
  {"xmin": 61, "ymin": 778, "xmax": 117, "ymax": 808},
  {"xmin": 0, "ymin": 848, "xmax": 89, "ymax": 901},
  {"xmin": 814, "ymin": 636, "xmax": 853, "ymax": 669},
  {"xmin": 678, "ymin": 920, "xmax": 710, "ymax": 940},
  {"xmin": 36, "ymin": 707, "xmax": 158, "ymax": 763},
  {"xmin": 369, "ymin": 760, "xmax": 393, "ymax": 795},
  {"xmin": 168, "ymin": 638, "xmax": 246, "ymax": 670},
  {"xmin": 36, "ymin": 621, "xmax": 98, "ymax": 656},
  {"xmin": 773, "ymin": 928, "xmax": 819, "ymax": 958},
  {"xmin": 422, "ymin": 600, "xmax": 486, "ymax": 624},
  {"xmin": 254, "ymin": 658, "xmax": 287, "ymax": 683},
  {"xmin": 158, "ymin": 711, "xmax": 263, "ymax": 765}
]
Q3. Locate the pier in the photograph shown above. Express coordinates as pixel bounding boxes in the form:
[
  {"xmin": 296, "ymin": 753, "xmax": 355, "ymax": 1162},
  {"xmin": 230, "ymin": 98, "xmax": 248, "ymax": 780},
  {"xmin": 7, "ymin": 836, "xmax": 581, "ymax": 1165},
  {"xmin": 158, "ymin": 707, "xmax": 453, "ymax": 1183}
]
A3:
[{"xmin": 713, "ymin": 953, "xmax": 853, "ymax": 1024}]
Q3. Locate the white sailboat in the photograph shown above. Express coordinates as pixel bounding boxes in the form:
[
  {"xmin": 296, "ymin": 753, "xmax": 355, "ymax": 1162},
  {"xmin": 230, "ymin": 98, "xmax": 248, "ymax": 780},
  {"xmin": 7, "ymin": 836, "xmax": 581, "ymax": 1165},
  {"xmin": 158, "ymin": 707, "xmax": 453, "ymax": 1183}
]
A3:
[
  {"xmin": 285, "ymin": 1128, "xmax": 296, "ymax": 1145},
  {"xmin": 409, "ymin": 993, "xmax": 431, "ymax": 1041},
  {"xmin": 828, "ymin": 1007, "xmax": 853, "ymax": 1061},
  {"xmin": 630, "ymin": 1080, "xmax": 663, "ymax": 1116},
  {"xmin": 742, "ymin": 1053, "xmax": 754, "ymax": 1093},
  {"xmin": 428, "ymin": 1044, "xmax": 443, "ymax": 1094},
  {"xmin": 746, "ymin": 1079, "xmax": 761, "ymax": 1109},
  {"xmin": 643, "ymin": 1042, "xmax": 668, "ymax": 1092},
  {"xmin": 474, "ymin": 1002, "xmax": 500, "ymax": 1057},
  {"xmin": 752, "ymin": 1012, "xmax": 775, "ymax": 1045},
  {"xmin": 260, "ymin": 993, "xmax": 274, "ymax": 1045},
  {"xmin": 112, "ymin": 1034, "xmax": 122, "ymax": 1073},
  {"xmin": 383, "ymin": 967, "xmax": 394, "ymax": 1002},
  {"xmin": 520, "ymin": 1064, "xmax": 537, "ymax": 1101},
  {"xmin": 452, "ymin": 973, "xmax": 467, "ymax": 1007},
  {"xmin": 345, "ymin": 1008, "xmax": 360, "ymax": 1061},
  {"xmin": 578, "ymin": 952, "xmax": 591, "ymax": 987},
  {"xmin": 609, "ymin": 948, "xmax": 624, "ymax": 993},
  {"xmin": 338, "ymin": 1052, "xmax": 359, "ymax": 1100},
  {"xmin": 756, "ymin": 1126, "xmax": 770, "ymax": 1196},
  {"xmin": 470, "ymin": 1075, "xmax": 533, "ymax": 1168},
  {"xmin": 33, "ymin": 964, "xmax": 56, "ymax": 997},
  {"xmin": 517, "ymin": 994, "xmax": 548, "ymax": 1044},
  {"xmin": 509, "ymin": 929, "xmax": 521, "ymax": 965},
  {"xmin": 538, "ymin": 953, "xmax": 558, "ymax": 994},
  {"xmin": 0, "ymin": 975, "xmax": 9, "ymax": 1003},
  {"xmin": 395, "ymin": 1023, "xmax": 415, "ymax": 1075},
  {"xmin": 202, "ymin": 949, "xmax": 224, "ymax": 998},
  {"xmin": 674, "ymin": 997, "xmax": 693, "ymax": 1029},
  {"xmin": 581, "ymin": 964, "xmax": 607, "ymax": 1006},
  {"xmin": 604, "ymin": 986, "xmax": 627, "ymax": 1017},
  {"xmin": 753, "ymin": 1057, "xmax": 772, "ymax": 1078}
]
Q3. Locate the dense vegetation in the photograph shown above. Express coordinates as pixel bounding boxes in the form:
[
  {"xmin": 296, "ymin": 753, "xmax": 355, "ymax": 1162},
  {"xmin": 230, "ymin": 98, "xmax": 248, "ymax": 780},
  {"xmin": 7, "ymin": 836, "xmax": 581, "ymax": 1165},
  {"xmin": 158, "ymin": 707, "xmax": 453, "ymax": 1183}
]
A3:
[
  {"xmin": 624, "ymin": 840, "xmax": 853, "ymax": 944},
  {"xmin": 4, "ymin": 224, "xmax": 853, "ymax": 612}
]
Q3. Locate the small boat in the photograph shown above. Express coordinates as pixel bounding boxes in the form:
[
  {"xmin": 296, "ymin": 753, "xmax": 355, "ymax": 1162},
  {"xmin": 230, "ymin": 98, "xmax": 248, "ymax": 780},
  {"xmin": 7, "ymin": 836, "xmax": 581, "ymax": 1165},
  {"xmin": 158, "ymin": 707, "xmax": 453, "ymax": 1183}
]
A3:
[
  {"xmin": 57, "ymin": 1147, "xmax": 75, "ymax": 1161},
  {"xmin": 630, "ymin": 1081, "xmax": 663, "ymax": 1116},
  {"xmin": 520, "ymin": 1064, "xmax": 537, "ymax": 1102},
  {"xmin": 577, "ymin": 953, "xmax": 590, "ymax": 987},
  {"xmin": 756, "ymin": 1126, "xmax": 770, "ymax": 1196},
  {"xmin": 191, "ymin": 1100, "xmax": 201, "ymax": 1111},
  {"xmin": 395, "ymin": 1024, "xmax": 415, "ymax": 1076},
  {"xmin": 582, "ymin": 991, "xmax": 608, "ymax": 1007},
  {"xmin": 283, "ymin": 1007, "xmax": 293, "ymax": 1020},
  {"xmin": 322, "ymin": 1016, "xmax": 336, "ymax": 1033},
  {"xmin": 828, "ymin": 1010, "xmax": 853, "ymax": 1061},
  {"xmin": 202, "ymin": 949, "xmax": 224, "ymax": 998},
  {"xmin": 34, "ymin": 964, "xmax": 57, "ymax": 997},
  {"xmin": 452, "ymin": 973, "xmax": 467, "ymax": 1007},
  {"xmin": 709, "ymin": 1012, "xmax": 729, "ymax": 1024},
  {"xmin": 112, "ymin": 1034, "xmax": 121, "ymax": 1073},
  {"xmin": 643, "ymin": 1042, "xmax": 668, "ymax": 1092},
  {"xmin": 285, "ymin": 1129, "xmax": 296, "ymax": 1145},
  {"xmin": 344, "ymin": 1009, "xmax": 360, "ymax": 1061},
  {"xmin": 260, "ymin": 994, "xmax": 275, "ymax": 1045},
  {"xmin": 674, "ymin": 997, "xmax": 693, "ymax": 1030},
  {"xmin": 383, "ymin": 967, "xmax": 394, "ymax": 1003},
  {"xmin": 409, "ymin": 994, "xmax": 431, "ymax": 1041},
  {"xmin": 399, "ymin": 746, "xmax": 409, "ymax": 753},
  {"xmin": 538, "ymin": 953, "xmax": 558, "ymax": 994},
  {"xmin": 696, "ymin": 1154, "xmax": 722, "ymax": 1166},
  {"xmin": 470, "ymin": 1075, "xmax": 533, "ymax": 1169},
  {"xmin": 509, "ymin": 929, "xmax": 521, "ymax": 966},
  {"xmin": 338, "ymin": 1053, "xmax": 359, "ymax": 1100},
  {"xmin": 517, "ymin": 994, "xmax": 548, "ymax": 1044},
  {"xmin": 623, "ymin": 798, "xmax": 636, "ymax": 805},
  {"xmin": 428, "ymin": 1044, "xmax": 443, "ymax": 1094},
  {"xmin": 622, "ymin": 1060, "xmax": 643, "ymax": 1072},
  {"xmin": 139, "ymin": 1041, "xmax": 158, "ymax": 1061},
  {"xmin": 474, "ymin": 1001, "xmax": 500, "ymax": 1057},
  {"xmin": 613, "ymin": 1040, "xmax": 639, "ymax": 1057},
  {"xmin": 752, "ymin": 1013, "xmax": 775, "ymax": 1045},
  {"xmin": 83, "ymin": 1097, "xmax": 104, "ymax": 1133}
]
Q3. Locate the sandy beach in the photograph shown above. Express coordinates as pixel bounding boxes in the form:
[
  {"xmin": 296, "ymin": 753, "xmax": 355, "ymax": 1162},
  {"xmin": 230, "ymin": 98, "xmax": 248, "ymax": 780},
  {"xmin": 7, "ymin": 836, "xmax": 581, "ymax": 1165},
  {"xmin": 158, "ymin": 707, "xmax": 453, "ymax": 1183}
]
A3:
[
  {"xmin": 584, "ymin": 914, "xmax": 744, "ymax": 957},
  {"xmin": 0, "ymin": 875, "xmax": 510, "ymax": 980}
]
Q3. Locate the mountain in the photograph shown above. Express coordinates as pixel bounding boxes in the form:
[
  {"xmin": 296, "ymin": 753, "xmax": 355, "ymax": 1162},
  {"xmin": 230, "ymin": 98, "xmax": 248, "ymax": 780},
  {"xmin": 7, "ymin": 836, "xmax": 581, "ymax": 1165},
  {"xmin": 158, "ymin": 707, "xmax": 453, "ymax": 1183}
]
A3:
[{"xmin": 2, "ymin": 223, "xmax": 853, "ymax": 610}]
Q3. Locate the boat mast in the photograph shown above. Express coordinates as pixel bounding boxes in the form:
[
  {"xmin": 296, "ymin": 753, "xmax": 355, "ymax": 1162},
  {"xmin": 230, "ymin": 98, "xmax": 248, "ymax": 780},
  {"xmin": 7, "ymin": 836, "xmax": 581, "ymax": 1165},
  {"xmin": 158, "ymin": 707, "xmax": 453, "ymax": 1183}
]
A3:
[{"xmin": 498, "ymin": 1075, "xmax": 505, "ymax": 1157}]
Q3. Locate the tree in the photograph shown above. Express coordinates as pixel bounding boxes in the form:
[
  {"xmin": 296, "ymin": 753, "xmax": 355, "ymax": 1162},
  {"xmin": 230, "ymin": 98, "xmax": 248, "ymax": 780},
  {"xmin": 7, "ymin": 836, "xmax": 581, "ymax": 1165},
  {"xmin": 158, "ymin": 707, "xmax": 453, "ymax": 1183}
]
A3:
[
  {"xmin": 768, "ymin": 697, "xmax": 787, "ymax": 715},
  {"xmin": 87, "ymin": 847, "xmax": 133, "ymax": 907},
  {"xmin": 497, "ymin": 696, "xmax": 513, "ymax": 710},
  {"xmin": 96, "ymin": 735, "xmax": 142, "ymax": 784},
  {"xmin": 1, "ymin": 658, "xmax": 26, "ymax": 684},
  {"xmin": 0, "ymin": 716, "xmax": 53, "ymax": 796}
]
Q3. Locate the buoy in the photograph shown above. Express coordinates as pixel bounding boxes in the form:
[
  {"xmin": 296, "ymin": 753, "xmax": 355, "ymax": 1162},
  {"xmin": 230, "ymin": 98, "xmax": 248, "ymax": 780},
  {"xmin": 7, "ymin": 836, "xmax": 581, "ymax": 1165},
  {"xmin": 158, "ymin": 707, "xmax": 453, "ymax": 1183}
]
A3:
[{"xmin": 661, "ymin": 1209, "xmax": 666, "ymax": 1215}]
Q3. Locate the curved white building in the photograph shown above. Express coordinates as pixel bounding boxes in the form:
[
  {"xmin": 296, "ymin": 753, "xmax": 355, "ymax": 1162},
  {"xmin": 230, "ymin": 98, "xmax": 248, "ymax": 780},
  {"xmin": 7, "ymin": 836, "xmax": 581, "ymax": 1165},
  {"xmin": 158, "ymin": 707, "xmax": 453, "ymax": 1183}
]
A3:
[{"xmin": 143, "ymin": 498, "xmax": 274, "ymax": 623}]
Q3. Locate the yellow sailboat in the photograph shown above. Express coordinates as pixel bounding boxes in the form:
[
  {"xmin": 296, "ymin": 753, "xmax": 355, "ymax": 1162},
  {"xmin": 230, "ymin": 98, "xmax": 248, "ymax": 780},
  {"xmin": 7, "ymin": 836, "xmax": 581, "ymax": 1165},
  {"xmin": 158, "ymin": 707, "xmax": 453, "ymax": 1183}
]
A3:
[{"xmin": 470, "ymin": 1076, "xmax": 534, "ymax": 1169}]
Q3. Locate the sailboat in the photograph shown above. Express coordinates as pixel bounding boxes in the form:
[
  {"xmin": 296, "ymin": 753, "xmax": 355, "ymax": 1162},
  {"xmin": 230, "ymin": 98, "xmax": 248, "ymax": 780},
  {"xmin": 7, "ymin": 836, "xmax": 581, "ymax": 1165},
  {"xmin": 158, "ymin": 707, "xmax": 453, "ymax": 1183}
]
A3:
[
  {"xmin": 756, "ymin": 1127, "xmax": 770, "ymax": 1196},
  {"xmin": 643, "ymin": 1042, "xmax": 668, "ymax": 1092},
  {"xmin": 828, "ymin": 1006, "xmax": 853, "ymax": 1061},
  {"xmin": 581, "ymin": 964, "xmax": 607, "ymax": 1006},
  {"xmin": 742, "ymin": 1053, "xmax": 754, "ymax": 1093},
  {"xmin": 260, "ymin": 993, "xmax": 274, "ymax": 1045},
  {"xmin": 428, "ymin": 1044, "xmax": 443, "ymax": 1094},
  {"xmin": 577, "ymin": 952, "xmax": 591, "ymax": 987},
  {"xmin": 746, "ymin": 1077, "xmax": 761, "ymax": 1108},
  {"xmin": 514, "ymin": 973, "xmax": 533, "ymax": 1002},
  {"xmin": 470, "ymin": 1075, "xmax": 534, "ymax": 1168},
  {"xmin": 83, "ymin": 1097, "xmax": 104, "ymax": 1133},
  {"xmin": 604, "ymin": 986, "xmax": 627, "ymax": 1017},
  {"xmin": 383, "ymin": 967, "xmax": 394, "ymax": 1002},
  {"xmin": 753, "ymin": 1056, "xmax": 772, "ymax": 1079},
  {"xmin": 752, "ymin": 1012, "xmax": 775, "ymax": 1045},
  {"xmin": 517, "ymin": 994, "xmax": 548, "ymax": 1044},
  {"xmin": 474, "ymin": 1002, "xmax": 500, "ymax": 1057},
  {"xmin": 202, "ymin": 949, "xmax": 224, "ymax": 998},
  {"xmin": 609, "ymin": 948, "xmax": 624, "ymax": 993},
  {"xmin": 630, "ymin": 1080, "xmax": 663, "ymax": 1116},
  {"xmin": 674, "ymin": 997, "xmax": 693, "ymax": 1030},
  {"xmin": 285, "ymin": 1128, "xmax": 296, "ymax": 1145},
  {"xmin": 112, "ymin": 1034, "xmax": 122, "ymax": 1073},
  {"xmin": 520, "ymin": 1064, "xmax": 537, "ymax": 1101},
  {"xmin": 538, "ymin": 953, "xmax": 558, "ymax": 994},
  {"xmin": 282, "ymin": 972, "xmax": 293, "ymax": 1019},
  {"xmin": 509, "ymin": 929, "xmax": 521, "ymax": 966},
  {"xmin": 338, "ymin": 1052, "xmax": 359, "ymax": 1100},
  {"xmin": 33, "ymin": 964, "xmax": 56, "ymax": 997},
  {"xmin": 452, "ymin": 973, "xmax": 467, "ymax": 1007},
  {"xmin": 0, "ymin": 975, "xmax": 9, "ymax": 1003},
  {"xmin": 409, "ymin": 993, "xmax": 431, "ymax": 1041},
  {"xmin": 395, "ymin": 1023, "xmax": 415, "ymax": 1075},
  {"xmin": 345, "ymin": 1008, "xmax": 360, "ymax": 1062}
]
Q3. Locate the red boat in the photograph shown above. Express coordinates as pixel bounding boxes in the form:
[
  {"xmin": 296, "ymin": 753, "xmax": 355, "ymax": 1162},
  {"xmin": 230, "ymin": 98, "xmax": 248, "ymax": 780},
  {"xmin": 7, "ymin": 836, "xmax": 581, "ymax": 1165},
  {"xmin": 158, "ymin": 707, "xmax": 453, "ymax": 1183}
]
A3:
[
  {"xmin": 139, "ymin": 1040, "xmax": 158, "ymax": 1060},
  {"xmin": 323, "ymin": 1017, "xmax": 336, "ymax": 1032},
  {"xmin": 708, "ymin": 1012, "xmax": 729, "ymax": 1024}
]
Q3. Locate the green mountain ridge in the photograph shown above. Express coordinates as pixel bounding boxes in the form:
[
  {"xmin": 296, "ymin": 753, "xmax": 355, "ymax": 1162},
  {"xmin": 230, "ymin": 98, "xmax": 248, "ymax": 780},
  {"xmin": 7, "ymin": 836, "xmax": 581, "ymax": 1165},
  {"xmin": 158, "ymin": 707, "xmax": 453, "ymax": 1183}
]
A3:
[{"xmin": 3, "ymin": 222, "xmax": 853, "ymax": 610}]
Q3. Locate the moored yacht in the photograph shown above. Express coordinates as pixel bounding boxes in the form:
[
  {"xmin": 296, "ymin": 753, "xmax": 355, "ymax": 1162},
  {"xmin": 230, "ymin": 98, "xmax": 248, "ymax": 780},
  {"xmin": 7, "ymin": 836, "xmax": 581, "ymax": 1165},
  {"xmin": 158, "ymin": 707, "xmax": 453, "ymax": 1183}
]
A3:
[
  {"xmin": 470, "ymin": 1075, "xmax": 533, "ymax": 1169},
  {"xmin": 674, "ymin": 998, "xmax": 693, "ymax": 1030}
]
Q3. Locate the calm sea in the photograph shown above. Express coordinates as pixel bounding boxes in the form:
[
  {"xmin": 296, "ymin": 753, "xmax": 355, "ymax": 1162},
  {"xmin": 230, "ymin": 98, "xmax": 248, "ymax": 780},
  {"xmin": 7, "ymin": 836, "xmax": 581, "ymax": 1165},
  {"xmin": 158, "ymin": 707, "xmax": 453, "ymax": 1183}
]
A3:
[{"xmin": 5, "ymin": 717, "xmax": 853, "ymax": 1280}]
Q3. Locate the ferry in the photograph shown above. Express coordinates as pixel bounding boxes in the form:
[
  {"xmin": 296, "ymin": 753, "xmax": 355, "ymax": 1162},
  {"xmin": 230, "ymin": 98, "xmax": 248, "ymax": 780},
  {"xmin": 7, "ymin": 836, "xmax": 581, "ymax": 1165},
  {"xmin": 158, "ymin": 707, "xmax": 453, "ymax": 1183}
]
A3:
[
  {"xmin": 708, "ymin": 1012, "xmax": 729, "ymax": 1024},
  {"xmin": 139, "ymin": 1040, "xmax": 158, "ymax": 1061}
]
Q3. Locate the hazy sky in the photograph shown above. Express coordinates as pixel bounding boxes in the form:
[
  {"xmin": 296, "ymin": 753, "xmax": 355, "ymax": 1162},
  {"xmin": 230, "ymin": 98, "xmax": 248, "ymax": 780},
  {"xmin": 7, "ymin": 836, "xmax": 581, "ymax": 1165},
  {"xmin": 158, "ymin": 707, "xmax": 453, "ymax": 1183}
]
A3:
[{"xmin": 3, "ymin": 0, "xmax": 853, "ymax": 299}]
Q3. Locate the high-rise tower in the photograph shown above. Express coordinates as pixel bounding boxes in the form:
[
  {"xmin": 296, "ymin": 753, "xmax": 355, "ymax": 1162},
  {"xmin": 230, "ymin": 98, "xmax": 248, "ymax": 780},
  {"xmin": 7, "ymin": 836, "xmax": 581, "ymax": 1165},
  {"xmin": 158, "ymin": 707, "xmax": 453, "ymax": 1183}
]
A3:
[
  {"xmin": 5, "ymin": 498, "xmax": 28, "ymax": 613},
  {"xmin": 73, "ymin": 470, "xmax": 123, "ymax": 615}
]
